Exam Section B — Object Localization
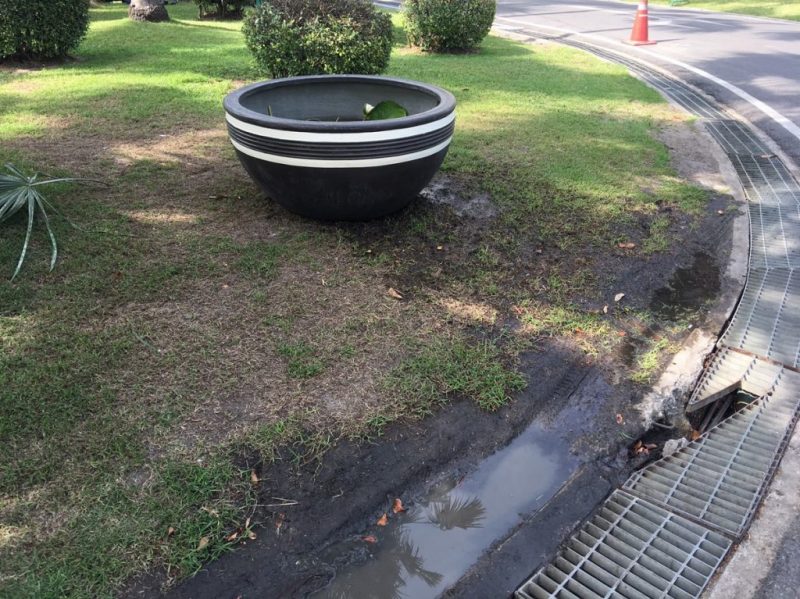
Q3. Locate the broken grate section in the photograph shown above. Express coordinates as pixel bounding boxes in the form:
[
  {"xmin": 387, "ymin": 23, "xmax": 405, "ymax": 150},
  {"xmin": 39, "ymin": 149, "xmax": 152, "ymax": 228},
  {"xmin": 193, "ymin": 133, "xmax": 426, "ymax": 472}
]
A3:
[
  {"xmin": 624, "ymin": 373, "xmax": 800, "ymax": 538},
  {"xmin": 515, "ymin": 490, "xmax": 730, "ymax": 599},
  {"xmin": 719, "ymin": 267, "xmax": 800, "ymax": 368},
  {"xmin": 687, "ymin": 348, "xmax": 784, "ymax": 413}
]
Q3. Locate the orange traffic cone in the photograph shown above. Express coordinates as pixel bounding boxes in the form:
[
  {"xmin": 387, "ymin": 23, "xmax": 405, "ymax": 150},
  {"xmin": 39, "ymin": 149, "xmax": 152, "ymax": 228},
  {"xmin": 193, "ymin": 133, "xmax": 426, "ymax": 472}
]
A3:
[{"xmin": 628, "ymin": 0, "xmax": 657, "ymax": 45}]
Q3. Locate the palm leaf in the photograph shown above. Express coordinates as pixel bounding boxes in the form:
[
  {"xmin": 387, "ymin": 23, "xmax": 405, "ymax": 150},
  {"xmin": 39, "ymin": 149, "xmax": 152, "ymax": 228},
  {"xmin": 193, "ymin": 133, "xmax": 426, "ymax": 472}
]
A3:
[{"xmin": 0, "ymin": 163, "xmax": 99, "ymax": 280}]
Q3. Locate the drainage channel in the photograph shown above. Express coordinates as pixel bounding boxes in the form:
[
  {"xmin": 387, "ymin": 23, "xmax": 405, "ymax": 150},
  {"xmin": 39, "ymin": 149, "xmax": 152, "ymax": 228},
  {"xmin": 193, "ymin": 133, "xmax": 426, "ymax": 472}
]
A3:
[{"xmin": 502, "ymin": 24, "xmax": 800, "ymax": 599}]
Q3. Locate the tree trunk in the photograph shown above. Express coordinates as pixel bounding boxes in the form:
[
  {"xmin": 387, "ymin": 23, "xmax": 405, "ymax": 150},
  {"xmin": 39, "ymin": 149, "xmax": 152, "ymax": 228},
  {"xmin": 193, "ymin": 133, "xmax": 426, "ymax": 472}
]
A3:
[{"xmin": 129, "ymin": 0, "xmax": 169, "ymax": 22}]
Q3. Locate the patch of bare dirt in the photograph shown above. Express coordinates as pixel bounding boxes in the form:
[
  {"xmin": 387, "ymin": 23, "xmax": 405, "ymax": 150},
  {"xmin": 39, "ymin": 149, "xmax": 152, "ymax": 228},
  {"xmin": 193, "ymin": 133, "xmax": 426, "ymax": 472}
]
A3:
[
  {"xmin": 655, "ymin": 120, "xmax": 735, "ymax": 195},
  {"xmin": 101, "ymin": 240, "xmax": 441, "ymax": 455}
]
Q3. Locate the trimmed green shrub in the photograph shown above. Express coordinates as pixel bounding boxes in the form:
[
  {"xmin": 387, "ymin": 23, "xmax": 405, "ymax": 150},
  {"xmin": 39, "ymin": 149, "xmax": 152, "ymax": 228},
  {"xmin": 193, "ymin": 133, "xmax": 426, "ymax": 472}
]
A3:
[
  {"xmin": 242, "ymin": 0, "xmax": 392, "ymax": 78},
  {"xmin": 0, "ymin": 0, "xmax": 90, "ymax": 61},
  {"xmin": 194, "ymin": 0, "xmax": 255, "ymax": 20},
  {"xmin": 404, "ymin": 0, "xmax": 495, "ymax": 53}
]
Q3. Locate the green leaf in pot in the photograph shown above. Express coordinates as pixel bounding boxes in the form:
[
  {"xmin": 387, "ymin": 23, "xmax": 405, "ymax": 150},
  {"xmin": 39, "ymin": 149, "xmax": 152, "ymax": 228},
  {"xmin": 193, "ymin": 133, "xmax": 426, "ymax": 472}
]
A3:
[{"xmin": 363, "ymin": 100, "xmax": 409, "ymax": 121}]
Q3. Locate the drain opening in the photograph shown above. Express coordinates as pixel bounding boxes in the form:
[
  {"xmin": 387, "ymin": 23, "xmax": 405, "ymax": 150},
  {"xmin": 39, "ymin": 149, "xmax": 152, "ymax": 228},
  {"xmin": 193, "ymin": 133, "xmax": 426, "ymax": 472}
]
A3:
[{"xmin": 690, "ymin": 389, "xmax": 760, "ymax": 435}]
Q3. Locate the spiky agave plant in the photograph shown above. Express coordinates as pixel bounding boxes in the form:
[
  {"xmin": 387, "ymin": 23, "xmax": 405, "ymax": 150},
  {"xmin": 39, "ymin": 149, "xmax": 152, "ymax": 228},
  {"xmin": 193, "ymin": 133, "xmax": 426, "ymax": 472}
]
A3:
[{"xmin": 0, "ymin": 163, "xmax": 95, "ymax": 280}]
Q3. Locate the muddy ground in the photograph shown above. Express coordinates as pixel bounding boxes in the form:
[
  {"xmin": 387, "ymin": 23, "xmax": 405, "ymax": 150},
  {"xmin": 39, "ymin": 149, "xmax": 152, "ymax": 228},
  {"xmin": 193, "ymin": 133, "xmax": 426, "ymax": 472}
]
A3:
[{"xmin": 121, "ymin": 119, "xmax": 742, "ymax": 599}]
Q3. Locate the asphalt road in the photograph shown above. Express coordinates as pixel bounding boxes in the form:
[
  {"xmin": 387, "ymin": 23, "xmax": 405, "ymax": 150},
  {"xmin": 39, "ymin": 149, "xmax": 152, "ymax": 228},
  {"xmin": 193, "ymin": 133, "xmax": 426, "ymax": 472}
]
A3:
[{"xmin": 494, "ymin": 0, "xmax": 800, "ymax": 167}]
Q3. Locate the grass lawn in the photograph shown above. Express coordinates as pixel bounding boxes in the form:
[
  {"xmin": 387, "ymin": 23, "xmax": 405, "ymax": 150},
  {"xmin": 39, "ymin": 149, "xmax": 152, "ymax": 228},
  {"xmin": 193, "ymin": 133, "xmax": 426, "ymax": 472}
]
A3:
[
  {"xmin": 635, "ymin": 0, "xmax": 800, "ymax": 21},
  {"xmin": 1, "ymin": 3, "xmax": 709, "ymax": 597}
]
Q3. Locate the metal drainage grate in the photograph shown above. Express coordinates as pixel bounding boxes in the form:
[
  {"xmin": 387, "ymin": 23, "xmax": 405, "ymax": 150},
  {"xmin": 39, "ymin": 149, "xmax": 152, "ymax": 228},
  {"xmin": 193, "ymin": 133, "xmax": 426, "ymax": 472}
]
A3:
[
  {"xmin": 748, "ymin": 203, "xmax": 800, "ymax": 270},
  {"xmin": 515, "ymin": 490, "xmax": 731, "ymax": 599},
  {"xmin": 687, "ymin": 348, "xmax": 784, "ymax": 413},
  {"xmin": 719, "ymin": 268, "xmax": 800, "ymax": 368},
  {"xmin": 729, "ymin": 153, "xmax": 800, "ymax": 207},
  {"xmin": 624, "ymin": 374, "xmax": 800, "ymax": 538},
  {"xmin": 704, "ymin": 120, "xmax": 771, "ymax": 156},
  {"xmin": 503, "ymin": 22, "xmax": 800, "ymax": 599}
]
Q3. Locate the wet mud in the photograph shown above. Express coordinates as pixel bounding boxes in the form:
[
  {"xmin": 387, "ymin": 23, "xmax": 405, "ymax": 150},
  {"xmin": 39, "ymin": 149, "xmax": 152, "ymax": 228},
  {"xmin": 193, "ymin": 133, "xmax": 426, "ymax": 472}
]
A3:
[{"xmin": 650, "ymin": 252, "xmax": 721, "ymax": 323}]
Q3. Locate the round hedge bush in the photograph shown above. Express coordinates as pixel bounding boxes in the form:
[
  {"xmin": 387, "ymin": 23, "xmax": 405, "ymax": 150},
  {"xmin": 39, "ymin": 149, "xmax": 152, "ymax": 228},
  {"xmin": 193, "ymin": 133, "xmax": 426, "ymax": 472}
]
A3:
[
  {"xmin": 0, "ymin": 0, "xmax": 90, "ymax": 61},
  {"xmin": 404, "ymin": 0, "xmax": 495, "ymax": 53},
  {"xmin": 242, "ymin": 0, "xmax": 392, "ymax": 78},
  {"xmin": 194, "ymin": 0, "xmax": 255, "ymax": 20}
]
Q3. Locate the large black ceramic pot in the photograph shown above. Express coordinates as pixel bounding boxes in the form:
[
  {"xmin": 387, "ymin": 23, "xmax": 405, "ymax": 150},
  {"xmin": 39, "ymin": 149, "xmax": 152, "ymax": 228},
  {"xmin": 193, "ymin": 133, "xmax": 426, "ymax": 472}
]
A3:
[{"xmin": 223, "ymin": 75, "xmax": 456, "ymax": 221}]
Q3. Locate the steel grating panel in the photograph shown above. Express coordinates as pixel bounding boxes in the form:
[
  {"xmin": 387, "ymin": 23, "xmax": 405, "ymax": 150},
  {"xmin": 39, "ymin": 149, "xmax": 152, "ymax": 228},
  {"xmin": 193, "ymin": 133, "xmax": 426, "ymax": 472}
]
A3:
[
  {"xmin": 705, "ymin": 120, "xmax": 771, "ymax": 156},
  {"xmin": 748, "ymin": 203, "xmax": 800, "ymax": 270},
  {"xmin": 515, "ymin": 490, "xmax": 731, "ymax": 599},
  {"xmin": 624, "ymin": 373, "xmax": 800, "ymax": 538},
  {"xmin": 687, "ymin": 348, "xmax": 784, "ymax": 413},
  {"xmin": 730, "ymin": 154, "xmax": 800, "ymax": 207},
  {"xmin": 719, "ymin": 267, "xmax": 800, "ymax": 368}
]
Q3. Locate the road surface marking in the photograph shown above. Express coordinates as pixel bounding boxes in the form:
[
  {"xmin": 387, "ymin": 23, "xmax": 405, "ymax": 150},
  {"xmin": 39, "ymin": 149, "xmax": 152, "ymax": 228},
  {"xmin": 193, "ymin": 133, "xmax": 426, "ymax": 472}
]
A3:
[{"xmin": 495, "ymin": 16, "xmax": 800, "ymax": 146}]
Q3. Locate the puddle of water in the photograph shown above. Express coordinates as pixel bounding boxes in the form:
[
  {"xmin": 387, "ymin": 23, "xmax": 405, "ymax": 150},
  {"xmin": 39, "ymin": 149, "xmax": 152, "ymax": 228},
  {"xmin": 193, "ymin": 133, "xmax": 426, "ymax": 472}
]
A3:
[
  {"xmin": 312, "ymin": 424, "xmax": 576, "ymax": 599},
  {"xmin": 650, "ymin": 251, "xmax": 720, "ymax": 321}
]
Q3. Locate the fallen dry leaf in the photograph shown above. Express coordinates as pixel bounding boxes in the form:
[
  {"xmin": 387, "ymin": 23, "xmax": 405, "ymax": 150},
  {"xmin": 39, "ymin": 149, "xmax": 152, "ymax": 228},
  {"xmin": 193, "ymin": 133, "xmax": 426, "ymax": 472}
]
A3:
[
  {"xmin": 615, "ymin": 413, "xmax": 624, "ymax": 425},
  {"xmin": 225, "ymin": 530, "xmax": 239, "ymax": 542},
  {"xmin": 617, "ymin": 242, "xmax": 636, "ymax": 249},
  {"xmin": 362, "ymin": 535, "xmax": 378, "ymax": 544},
  {"xmin": 614, "ymin": 293, "xmax": 625, "ymax": 303},
  {"xmin": 387, "ymin": 287, "xmax": 403, "ymax": 300},
  {"xmin": 248, "ymin": 531, "xmax": 257, "ymax": 540},
  {"xmin": 603, "ymin": 305, "xmax": 609, "ymax": 314},
  {"xmin": 250, "ymin": 470, "xmax": 259, "ymax": 485},
  {"xmin": 197, "ymin": 536, "xmax": 209, "ymax": 551},
  {"xmin": 717, "ymin": 209, "xmax": 724, "ymax": 215},
  {"xmin": 691, "ymin": 430, "xmax": 702, "ymax": 441},
  {"xmin": 377, "ymin": 513, "xmax": 388, "ymax": 526},
  {"xmin": 167, "ymin": 527, "xmax": 175, "ymax": 537},
  {"xmin": 392, "ymin": 498, "xmax": 406, "ymax": 514}
]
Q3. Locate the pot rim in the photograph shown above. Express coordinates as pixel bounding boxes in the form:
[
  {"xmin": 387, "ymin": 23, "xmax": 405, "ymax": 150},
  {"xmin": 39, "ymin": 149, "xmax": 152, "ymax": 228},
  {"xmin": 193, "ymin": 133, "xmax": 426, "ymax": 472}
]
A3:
[{"xmin": 223, "ymin": 74, "xmax": 456, "ymax": 133}]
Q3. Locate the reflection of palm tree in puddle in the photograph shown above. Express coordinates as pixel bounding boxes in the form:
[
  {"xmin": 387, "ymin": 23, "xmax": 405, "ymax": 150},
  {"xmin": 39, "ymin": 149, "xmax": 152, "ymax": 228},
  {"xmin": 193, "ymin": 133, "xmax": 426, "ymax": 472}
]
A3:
[
  {"xmin": 324, "ymin": 494, "xmax": 485, "ymax": 599},
  {"xmin": 426, "ymin": 496, "xmax": 486, "ymax": 531},
  {"xmin": 326, "ymin": 527, "xmax": 442, "ymax": 599}
]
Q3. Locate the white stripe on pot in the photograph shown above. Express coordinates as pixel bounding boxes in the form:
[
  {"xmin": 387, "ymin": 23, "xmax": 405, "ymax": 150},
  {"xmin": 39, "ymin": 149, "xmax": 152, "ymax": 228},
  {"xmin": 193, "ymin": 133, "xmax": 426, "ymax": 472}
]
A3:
[
  {"xmin": 229, "ymin": 137, "xmax": 453, "ymax": 169},
  {"xmin": 226, "ymin": 112, "xmax": 455, "ymax": 144}
]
